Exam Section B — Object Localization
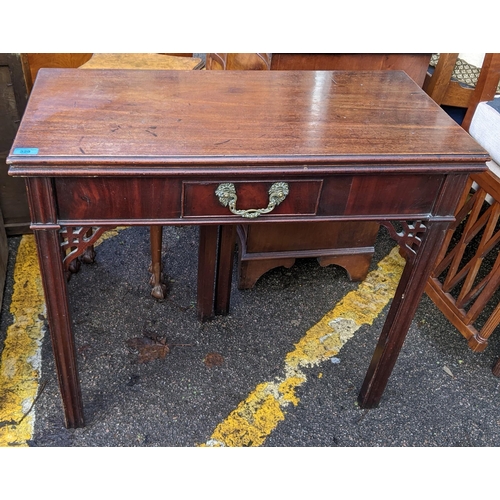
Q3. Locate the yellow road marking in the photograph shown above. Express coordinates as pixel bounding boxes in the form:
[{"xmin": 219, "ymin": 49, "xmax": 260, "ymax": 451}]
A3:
[
  {"xmin": 0, "ymin": 228, "xmax": 128, "ymax": 447},
  {"xmin": 202, "ymin": 246, "xmax": 405, "ymax": 447},
  {"xmin": 0, "ymin": 235, "xmax": 45, "ymax": 447}
]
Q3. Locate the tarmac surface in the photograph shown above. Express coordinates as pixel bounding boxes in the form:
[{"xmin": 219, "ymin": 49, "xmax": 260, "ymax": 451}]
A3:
[{"xmin": 1, "ymin": 223, "xmax": 500, "ymax": 448}]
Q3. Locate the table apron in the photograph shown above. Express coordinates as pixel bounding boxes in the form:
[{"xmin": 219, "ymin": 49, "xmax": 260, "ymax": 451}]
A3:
[{"xmin": 48, "ymin": 172, "xmax": 452, "ymax": 224}]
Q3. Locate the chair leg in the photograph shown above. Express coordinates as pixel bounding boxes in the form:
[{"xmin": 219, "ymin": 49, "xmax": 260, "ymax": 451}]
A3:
[
  {"xmin": 67, "ymin": 228, "xmax": 96, "ymax": 278},
  {"xmin": 149, "ymin": 225, "xmax": 167, "ymax": 299},
  {"xmin": 493, "ymin": 358, "xmax": 500, "ymax": 377}
]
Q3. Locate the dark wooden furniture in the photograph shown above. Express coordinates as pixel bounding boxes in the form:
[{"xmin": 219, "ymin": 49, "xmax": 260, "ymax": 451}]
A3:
[
  {"xmin": 206, "ymin": 53, "xmax": 432, "ymax": 288},
  {"xmin": 235, "ymin": 221, "xmax": 380, "ymax": 288},
  {"xmin": 0, "ymin": 54, "xmax": 31, "ymax": 235},
  {"xmin": 0, "ymin": 205, "xmax": 7, "ymax": 308},
  {"xmin": 8, "ymin": 68, "xmax": 487, "ymax": 428},
  {"xmin": 205, "ymin": 53, "xmax": 431, "ymax": 86},
  {"xmin": 270, "ymin": 53, "xmax": 431, "ymax": 86},
  {"xmin": 423, "ymin": 53, "xmax": 500, "ymax": 131},
  {"xmin": 494, "ymin": 357, "xmax": 500, "ymax": 377}
]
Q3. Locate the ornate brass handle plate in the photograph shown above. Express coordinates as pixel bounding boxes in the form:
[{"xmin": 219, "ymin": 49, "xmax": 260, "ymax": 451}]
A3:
[{"xmin": 215, "ymin": 182, "xmax": 289, "ymax": 219}]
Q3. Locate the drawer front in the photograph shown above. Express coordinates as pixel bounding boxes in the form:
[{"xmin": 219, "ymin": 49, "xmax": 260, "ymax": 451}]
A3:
[
  {"xmin": 182, "ymin": 180, "xmax": 323, "ymax": 218},
  {"xmin": 55, "ymin": 177, "xmax": 183, "ymax": 221},
  {"xmin": 345, "ymin": 174, "xmax": 444, "ymax": 216}
]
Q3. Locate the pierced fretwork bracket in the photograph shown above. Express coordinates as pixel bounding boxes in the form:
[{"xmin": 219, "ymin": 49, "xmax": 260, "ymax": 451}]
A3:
[
  {"xmin": 380, "ymin": 220, "xmax": 427, "ymax": 262},
  {"xmin": 60, "ymin": 226, "xmax": 116, "ymax": 272}
]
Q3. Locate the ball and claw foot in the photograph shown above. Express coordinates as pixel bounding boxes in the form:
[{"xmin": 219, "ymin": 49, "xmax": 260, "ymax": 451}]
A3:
[
  {"xmin": 151, "ymin": 283, "xmax": 168, "ymax": 300},
  {"xmin": 81, "ymin": 246, "xmax": 96, "ymax": 264},
  {"xmin": 149, "ymin": 263, "xmax": 167, "ymax": 300}
]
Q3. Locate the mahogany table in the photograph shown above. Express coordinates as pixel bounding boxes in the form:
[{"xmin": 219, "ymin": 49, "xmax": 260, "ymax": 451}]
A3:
[{"xmin": 8, "ymin": 68, "xmax": 488, "ymax": 428}]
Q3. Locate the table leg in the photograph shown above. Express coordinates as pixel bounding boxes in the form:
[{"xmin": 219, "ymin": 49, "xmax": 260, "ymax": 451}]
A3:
[
  {"xmin": 215, "ymin": 225, "xmax": 236, "ymax": 316},
  {"xmin": 197, "ymin": 225, "xmax": 218, "ymax": 321},
  {"xmin": 34, "ymin": 228, "xmax": 85, "ymax": 428},
  {"xmin": 358, "ymin": 220, "xmax": 449, "ymax": 408},
  {"xmin": 149, "ymin": 225, "xmax": 167, "ymax": 299}
]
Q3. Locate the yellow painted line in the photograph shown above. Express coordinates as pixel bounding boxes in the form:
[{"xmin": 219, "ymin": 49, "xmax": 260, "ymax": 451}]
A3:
[
  {"xmin": 0, "ymin": 235, "xmax": 45, "ymax": 447},
  {"xmin": 95, "ymin": 226, "xmax": 128, "ymax": 245},
  {"xmin": 0, "ymin": 228, "xmax": 127, "ymax": 447},
  {"xmin": 202, "ymin": 246, "xmax": 405, "ymax": 447}
]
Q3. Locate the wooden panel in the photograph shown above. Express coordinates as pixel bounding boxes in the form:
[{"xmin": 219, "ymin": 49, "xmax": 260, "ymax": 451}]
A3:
[
  {"xmin": 0, "ymin": 54, "xmax": 31, "ymax": 234},
  {"xmin": 55, "ymin": 177, "xmax": 183, "ymax": 221},
  {"xmin": 270, "ymin": 53, "xmax": 431, "ymax": 87},
  {"xmin": 244, "ymin": 220, "xmax": 379, "ymax": 253},
  {"xmin": 80, "ymin": 53, "xmax": 203, "ymax": 70},
  {"xmin": 24, "ymin": 53, "xmax": 93, "ymax": 90},
  {"xmin": 182, "ymin": 180, "xmax": 322, "ymax": 218},
  {"xmin": 344, "ymin": 174, "xmax": 445, "ymax": 216}
]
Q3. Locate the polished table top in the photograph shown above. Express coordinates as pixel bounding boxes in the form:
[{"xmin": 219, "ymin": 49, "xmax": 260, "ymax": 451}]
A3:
[{"xmin": 9, "ymin": 68, "xmax": 487, "ymax": 173}]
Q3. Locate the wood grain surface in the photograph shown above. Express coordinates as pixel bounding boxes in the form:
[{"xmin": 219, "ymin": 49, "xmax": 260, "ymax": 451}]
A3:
[{"xmin": 9, "ymin": 69, "xmax": 488, "ymax": 171}]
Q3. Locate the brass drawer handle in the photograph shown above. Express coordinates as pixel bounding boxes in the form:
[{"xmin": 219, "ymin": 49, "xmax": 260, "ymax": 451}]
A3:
[{"xmin": 215, "ymin": 182, "xmax": 289, "ymax": 219}]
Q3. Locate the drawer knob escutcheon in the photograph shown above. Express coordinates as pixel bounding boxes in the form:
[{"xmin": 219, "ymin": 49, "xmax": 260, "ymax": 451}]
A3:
[{"xmin": 215, "ymin": 182, "xmax": 289, "ymax": 218}]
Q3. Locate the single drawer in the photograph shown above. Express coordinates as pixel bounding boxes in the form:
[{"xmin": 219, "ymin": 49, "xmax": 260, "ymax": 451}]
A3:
[{"xmin": 182, "ymin": 179, "xmax": 323, "ymax": 218}]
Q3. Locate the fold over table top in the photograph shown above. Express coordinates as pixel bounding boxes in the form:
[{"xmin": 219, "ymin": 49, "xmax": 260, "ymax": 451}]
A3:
[{"xmin": 8, "ymin": 68, "xmax": 488, "ymax": 175}]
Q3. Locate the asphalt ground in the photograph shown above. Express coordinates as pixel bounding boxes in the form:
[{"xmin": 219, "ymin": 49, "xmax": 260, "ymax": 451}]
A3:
[
  {"xmin": 2, "ymin": 223, "xmax": 500, "ymax": 463},
  {"xmin": 2, "ymin": 223, "xmax": 500, "ymax": 494}
]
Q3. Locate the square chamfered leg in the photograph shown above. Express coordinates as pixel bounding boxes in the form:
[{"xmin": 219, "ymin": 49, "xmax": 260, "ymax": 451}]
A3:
[
  {"xmin": 197, "ymin": 225, "xmax": 219, "ymax": 321},
  {"xmin": 25, "ymin": 177, "xmax": 84, "ymax": 427},
  {"xmin": 358, "ymin": 219, "xmax": 451, "ymax": 408},
  {"xmin": 33, "ymin": 226, "xmax": 85, "ymax": 428},
  {"xmin": 358, "ymin": 172, "xmax": 471, "ymax": 408}
]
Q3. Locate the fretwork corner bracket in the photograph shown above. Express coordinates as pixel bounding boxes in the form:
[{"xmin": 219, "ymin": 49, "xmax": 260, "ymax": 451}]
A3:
[
  {"xmin": 381, "ymin": 220, "xmax": 427, "ymax": 261},
  {"xmin": 60, "ymin": 226, "xmax": 115, "ymax": 274}
]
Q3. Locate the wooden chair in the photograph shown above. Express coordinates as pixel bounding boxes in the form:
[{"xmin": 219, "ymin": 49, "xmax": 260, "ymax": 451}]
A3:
[
  {"xmin": 426, "ymin": 166, "xmax": 500, "ymax": 352},
  {"xmin": 424, "ymin": 55, "xmax": 500, "ymax": 364},
  {"xmin": 77, "ymin": 53, "xmax": 204, "ymax": 298},
  {"xmin": 423, "ymin": 53, "xmax": 500, "ymax": 131}
]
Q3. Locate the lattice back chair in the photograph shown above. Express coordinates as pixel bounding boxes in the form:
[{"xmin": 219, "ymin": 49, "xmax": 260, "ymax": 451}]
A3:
[
  {"xmin": 426, "ymin": 166, "xmax": 500, "ymax": 352},
  {"xmin": 425, "ymin": 57, "xmax": 500, "ymax": 368},
  {"xmin": 423, "ymin": 53, "xmax": 500, "ymax": 131}
]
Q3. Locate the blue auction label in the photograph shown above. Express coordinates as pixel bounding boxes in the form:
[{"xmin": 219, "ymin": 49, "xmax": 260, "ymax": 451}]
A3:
[{"xmin": 13, "ymin": 148, "xmax": 39, "ymax": 155}]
